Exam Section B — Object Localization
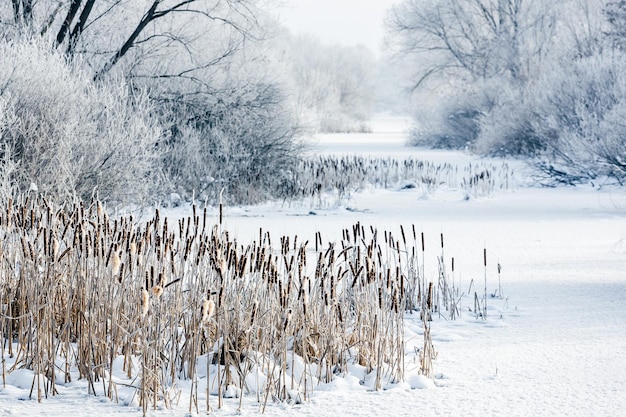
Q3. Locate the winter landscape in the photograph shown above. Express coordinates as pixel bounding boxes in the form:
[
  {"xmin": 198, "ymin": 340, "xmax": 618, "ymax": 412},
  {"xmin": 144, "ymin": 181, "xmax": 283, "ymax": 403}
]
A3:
[
  {"xmin": 1, "ymin": 114, "xmax": 625, "ymax": 417},
  {"xmin": 2, "ymin": 1, "xmax": 626, "ymax": 417}
]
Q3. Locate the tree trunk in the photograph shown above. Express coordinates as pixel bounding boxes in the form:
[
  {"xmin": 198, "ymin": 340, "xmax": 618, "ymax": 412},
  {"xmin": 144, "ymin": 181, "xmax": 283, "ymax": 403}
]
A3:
[
  {"xmin": 56, "ymin": 0, "xmax": 83, "ymax": 46},
  {"xmin": 67, "ymin": 0, "xmax": 98, "ymax": 55}
]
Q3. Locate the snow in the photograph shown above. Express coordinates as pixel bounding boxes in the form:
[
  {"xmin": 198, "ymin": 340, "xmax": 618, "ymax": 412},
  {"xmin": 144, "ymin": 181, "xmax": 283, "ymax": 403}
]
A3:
[{"xmin": 2, "ymin": 114, "xmax": 626, "ymax": 416}]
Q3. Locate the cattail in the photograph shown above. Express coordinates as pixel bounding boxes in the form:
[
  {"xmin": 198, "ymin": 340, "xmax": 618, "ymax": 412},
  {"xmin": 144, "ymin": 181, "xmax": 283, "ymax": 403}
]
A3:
[
  {"xmin": 112, "ymin": 251, "xmax": 121, "ymax": 276},
  {"xmin": 201, "ymin": 299, "xmax": 215, "ymax": 323},
  {"xmin": 302, "ymin": 290, "xmax": 309, "ymax": 316},
  {"xmin": 118, "ymin": 263, "xmax": 125, "ymax": 283},
  {"xmin": 97, "ymin": 201, "xmax": 104, "ymax": 219},
  {"xmin": 129, "ymin": 241, "xmax": 137, "ymax": 256},
  {"xmin": 427, "ymin": 282, "xmax": 434, "ymax": 311},
  {"xmin": 218, "ymin": 286, "xmax": 224, "ymax": 308},
  {"xmin": 283, "ymin": 309, "xmax": 292, "ymax": 331},
  {"xmin": 366, "ymin": 256, "xmax": 375, "ymax": 282},
  {"xmin": 52, "ymin": 238, "xmax": 60, "ymax": 260},
  {"xmin": 250, "ymin": 302, "xmax": 257, "ymax": 326},
  {"xmin": 215, "ymin": 248, "xmax": 227, "ymax": 276},
  {"xmin": 140, "ymin": 289, "xmax": 150, "ymax": 318},
  {"xmin": 238, "ymin": 256, "xmax": 247, "ymax": 278},
  {"xmin": 149, "ymin": 266, "xmax": 155, "ymax": 288},
  {"xmin": 152, "ymin": 285, "xmax": 164, "ymax": 298}
]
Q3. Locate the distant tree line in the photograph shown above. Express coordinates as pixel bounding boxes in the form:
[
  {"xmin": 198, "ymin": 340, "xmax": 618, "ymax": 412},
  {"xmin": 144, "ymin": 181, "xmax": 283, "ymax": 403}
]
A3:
[{"xmin": 389, "ymin": 0, "xmax": 626, "ymax": 185}]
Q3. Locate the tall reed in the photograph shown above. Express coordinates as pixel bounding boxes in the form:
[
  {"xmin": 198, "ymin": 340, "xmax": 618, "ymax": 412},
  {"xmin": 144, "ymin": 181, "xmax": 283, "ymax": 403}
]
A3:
[{"xmin": 0, "ymin": 197, "xmax": 489, "ymax": 413}]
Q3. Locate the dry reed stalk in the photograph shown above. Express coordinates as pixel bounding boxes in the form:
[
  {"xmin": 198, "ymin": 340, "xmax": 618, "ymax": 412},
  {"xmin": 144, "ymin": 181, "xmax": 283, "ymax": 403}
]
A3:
[
  {"xmin": 483, "ymin": 247, "xmax": 488, "ymax": 319},
  {"xmin": 0, "ymin": 196, "xmax": 493, "ymax": 413}
]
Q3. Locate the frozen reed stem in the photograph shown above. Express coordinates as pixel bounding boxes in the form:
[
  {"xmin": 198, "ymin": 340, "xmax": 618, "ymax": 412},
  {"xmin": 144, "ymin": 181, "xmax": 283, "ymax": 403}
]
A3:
[{"xmin": 0, "ymin": 197, "xmax": 494, "ymax": 411}]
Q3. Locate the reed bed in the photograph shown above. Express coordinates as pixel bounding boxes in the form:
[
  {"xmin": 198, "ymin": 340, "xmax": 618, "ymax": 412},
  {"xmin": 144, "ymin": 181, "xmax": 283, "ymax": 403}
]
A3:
[
  {"xmin": 0, "ymin": 197, "xmax": 478, "ymax": 414},
  {"xmin": 277, "ymin": 156, "xmax": 514, "ymax": 206}
]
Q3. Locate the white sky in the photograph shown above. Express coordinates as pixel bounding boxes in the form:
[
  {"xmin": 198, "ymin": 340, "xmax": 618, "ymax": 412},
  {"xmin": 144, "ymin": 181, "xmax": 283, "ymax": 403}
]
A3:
[{"xmin": 277, "ymin": 0, "xmax": 401, "ymax": 54}]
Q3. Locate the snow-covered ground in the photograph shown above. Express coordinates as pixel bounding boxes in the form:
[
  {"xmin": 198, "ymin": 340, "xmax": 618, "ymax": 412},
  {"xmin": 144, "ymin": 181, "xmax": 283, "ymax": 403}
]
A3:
[{"xmin": 2, "ymin": 114, "xmax": 626, "ymax": 416}]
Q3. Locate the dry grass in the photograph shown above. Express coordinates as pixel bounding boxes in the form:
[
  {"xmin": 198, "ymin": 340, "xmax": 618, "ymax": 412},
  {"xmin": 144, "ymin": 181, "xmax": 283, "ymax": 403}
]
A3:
[
  {"xmin": 276, "ymin": 156, "xmax": 514, "ymax": 206},
  {"xmin": 0, "ymin": 197, "xmax": 478, "ymax": 413}
]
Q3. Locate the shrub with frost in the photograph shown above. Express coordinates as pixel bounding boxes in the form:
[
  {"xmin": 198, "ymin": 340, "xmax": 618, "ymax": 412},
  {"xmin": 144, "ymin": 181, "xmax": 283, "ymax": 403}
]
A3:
[
  {"xmin": 408, "ymin": 80, "xmax": 497, "ymax": 151},
  {"xmin": 0, "ymin": 39, "xmax": 162, "ymax": 205},
  {"xmin": 473, "ymin": 51, "xmax": 626, "ymax": 184},
  {"xmin": 161, "ymin": 83, "xmax": 302, "ymax": 205},
  {"xmin": 473, "ymin": 81, "xmax": 544, "ymax": 158},
  {"xmin": 527, "ymin": 52, "xmax": 626, "ymax": 184}
]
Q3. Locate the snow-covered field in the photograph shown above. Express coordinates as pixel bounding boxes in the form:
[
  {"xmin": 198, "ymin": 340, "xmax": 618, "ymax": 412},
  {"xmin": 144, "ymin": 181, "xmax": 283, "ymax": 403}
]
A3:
[{"xmin": 2, "ymin": 114, "xmax": 626, "ymax": 416}]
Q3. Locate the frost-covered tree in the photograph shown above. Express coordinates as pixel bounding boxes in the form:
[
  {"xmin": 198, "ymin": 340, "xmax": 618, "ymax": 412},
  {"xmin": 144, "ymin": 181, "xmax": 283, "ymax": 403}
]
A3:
[
  {"xmin": 157, "ymin": 45, "xmax": 303, "ymax": 204},
  {"xmin": 387, "ymin": 0, "xmax": 626, "ymax": 184},
  {"xmin": 1, "ymin": 1, "xmax": 262, "ymax": 80},
  {"xmin": 387, "ymin": 0, "xmax": 557, "ymax": 150},
  {"xmin": 387, "ymin": 0, "xmax": 555, "ymax": 87},
  {"xmin": 519, "ymin": 52, "xmax": 626, "ymax": 184},
  {"xmin": 0, "ymin": 1, "xmax": 308, "ymax": 205}
]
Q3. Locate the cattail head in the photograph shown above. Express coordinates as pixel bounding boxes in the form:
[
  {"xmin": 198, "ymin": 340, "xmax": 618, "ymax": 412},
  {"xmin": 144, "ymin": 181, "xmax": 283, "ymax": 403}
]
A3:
[
  {"xmin": 129, "ymin": 241, "xmax": 137, "ymax": 256},
  {"xmin": 97, "ymin": 201, "xmax": 104, "ymax": 219},
  {"xmin": 283, "ymin": 309, "xmax": 292, "ymax": 331},
  {"xmin": 214, "ymin": 248, "xmax": 227, "ymax": 276},
  {"xmin": 366, "ymin": 256, "xmax": 375, "ymax": 282},
  {"xmin": 140, "ymin": 289, "xmax": 150, "ymax": 318},
  {"xmin": 53, "ymin": 239, "xmax": 60, "ymax": 260},
  {"xmin": 152, "ymin": 285, "xmax": 163, "ymax": 298},
  {"xmin": 201, "ymin": 299, "xmax": 215, "ymax": 323},
  {"xmin": 219, "ymin": 256, "xmax": 227, "ymax": 276},
  {"xmin": 112, "ymin": 251, "xmax": 121, "ymax": 276}
]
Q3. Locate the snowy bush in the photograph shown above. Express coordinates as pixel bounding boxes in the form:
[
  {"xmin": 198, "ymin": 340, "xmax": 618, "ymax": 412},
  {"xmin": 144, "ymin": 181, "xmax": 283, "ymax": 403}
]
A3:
[
  {"xmin": 473, "ymin": 81, "xmax": 544, "ymax": 157},
  {"xmin": 160, "ymin": 83, "xmax": 302, "ymax": 205},
  {"xmin": 408, "ymin": 83, "xmax": 495, "ymax": 150},
  {"xmin": 527, "ymin": 52, "xmax": 626, "ymax": 184},
  {"xmin": 0, "ymin": 39, "xmax": 162, "ymax": 205},
  {"xmin": 1, "ymin": 2, "xmax": 308, "ymax": 207},
  {"xmin": 473, "ymin": 51, "xmax": 626, "ymax": 184}
]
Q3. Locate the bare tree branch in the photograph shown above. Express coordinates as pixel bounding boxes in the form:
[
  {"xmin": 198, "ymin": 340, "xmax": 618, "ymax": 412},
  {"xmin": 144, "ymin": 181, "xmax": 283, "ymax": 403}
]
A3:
[
  {"xmin": 92, "ymin": 0, "xmax": 258, "ymax": 80},
  {"xmin": 388, "ymin": 0, "xmax": 552, "ymax": 89}
]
